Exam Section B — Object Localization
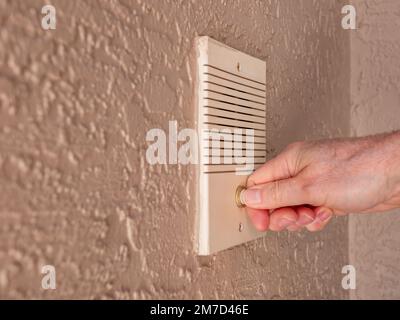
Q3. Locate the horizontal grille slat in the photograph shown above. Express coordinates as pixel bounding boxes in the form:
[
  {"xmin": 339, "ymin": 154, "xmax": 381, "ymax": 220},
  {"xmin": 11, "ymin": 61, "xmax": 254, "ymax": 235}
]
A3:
[
  {"xmin": 204, "ymin": 82, "xmax": 266, "ymax": 104},
  {"xmin": 203, "ymin": 101, "xmax": 265, "ymax": 117},
  {"xmin": 203, "ymin": 108, "xmax": 265, "ymax": 124},
  {"xmin": 202, "ymin": 128, "xmax": 266, "ymax": 142},
  {"xmin": 204, "ymin": 91, "xmax": 265, "ymax": 110},
  {"xmin": 203, "ymin": 64, "xmax": 266, "ymax": 90},
  {"xmin": 204, "ymin": 74, "xmax": 266, "ymax": 97},
  {"xmin": 204, "ymin": 115, "xmax": 265, "ymax": 131}
]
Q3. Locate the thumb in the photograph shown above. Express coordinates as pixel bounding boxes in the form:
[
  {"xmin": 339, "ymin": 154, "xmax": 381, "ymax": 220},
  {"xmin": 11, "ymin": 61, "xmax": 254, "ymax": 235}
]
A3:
[{"xmin": 242, "ymin": 178, "xmax": 310, "ymax": 209}]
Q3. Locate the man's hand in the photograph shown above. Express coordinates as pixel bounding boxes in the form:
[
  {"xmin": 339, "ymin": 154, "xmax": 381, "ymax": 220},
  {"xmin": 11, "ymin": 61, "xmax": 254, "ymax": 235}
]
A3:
[{"xmin": 242, "ymin": 132, "xmax": 400, "ymax": 232}]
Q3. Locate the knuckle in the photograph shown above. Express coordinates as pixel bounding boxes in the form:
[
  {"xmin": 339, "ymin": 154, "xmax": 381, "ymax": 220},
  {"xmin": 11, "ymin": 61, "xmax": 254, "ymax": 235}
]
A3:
[
  {"xmin": 283, "ymin": 141, "xmax": 309, "ymax": 174},
  {"xmin": 301, "ymin": 173, "xmax": 330, "ymax": 205},
  {"xmin": 285, "ymin": 141, "xmax": 305, "ymax": 153},
  {"xmin": 297, "ymin": 178, "xmax": 314, "ymax": 201}
]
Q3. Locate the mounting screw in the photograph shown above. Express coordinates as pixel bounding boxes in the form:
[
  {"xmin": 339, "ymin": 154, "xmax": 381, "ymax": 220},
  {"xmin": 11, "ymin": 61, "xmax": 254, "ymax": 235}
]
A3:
[
  {"xmin": 236, "ymin": 62, "xmax": 241, "ymax": 72},
  {"xmin": 239, "ymin": 223, "xmax": 244, "ymax": 232}
]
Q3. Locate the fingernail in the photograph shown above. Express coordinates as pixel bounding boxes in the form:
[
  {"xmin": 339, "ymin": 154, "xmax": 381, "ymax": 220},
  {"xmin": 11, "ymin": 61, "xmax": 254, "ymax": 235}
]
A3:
[
  {"xmin": 297, "ymin": 214, "xmax": 314, "ymax": 226},
  {"xmin": 278, "ymin": 218, "xmax": 295, "ymax": 228},
  {"xmin": 242, "ymin": 189, "xmax": 262, "ymax": 205},
  {"xmin": 317, "ymin": 211, "xmax": 332, "ymax": 222}
]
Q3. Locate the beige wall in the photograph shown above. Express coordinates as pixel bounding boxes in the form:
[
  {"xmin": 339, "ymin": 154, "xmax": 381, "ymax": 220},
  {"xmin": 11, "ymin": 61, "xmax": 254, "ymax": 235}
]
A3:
[
  {"xmin": 349, "ymin": 0, "xmax": 400, "ymax": 299},
  {"xmin": 0, "ymin": 0, "xmax": 349, "ymax": 299}
]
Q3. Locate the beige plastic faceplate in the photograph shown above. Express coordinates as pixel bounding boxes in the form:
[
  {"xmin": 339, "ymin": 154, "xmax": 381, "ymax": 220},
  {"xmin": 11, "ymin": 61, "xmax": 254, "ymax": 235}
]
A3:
[{"xmin": 195, "ymin": 36, "xmax": 267, "ymax": 255}]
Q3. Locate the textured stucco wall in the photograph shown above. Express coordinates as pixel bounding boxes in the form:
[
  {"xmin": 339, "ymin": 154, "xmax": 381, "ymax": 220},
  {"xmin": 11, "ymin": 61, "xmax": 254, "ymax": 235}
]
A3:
[
  {"xmin": 349, "ymin": 0, "xmax": 400, "ymax": 299},
  {"xmin": 0, "ymin": 0, "xmax": 349, "ymax": 299}
]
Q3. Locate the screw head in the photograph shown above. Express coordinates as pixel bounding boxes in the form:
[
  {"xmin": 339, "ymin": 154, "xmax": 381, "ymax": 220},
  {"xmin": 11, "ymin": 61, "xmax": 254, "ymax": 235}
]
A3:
[
  {"xmin": 239, "ymin": 223, "xmax": 244, "ymax": 232},
  {"xmin": 236, "ymin": 62, "xmax": 241, "ymax": 72}
]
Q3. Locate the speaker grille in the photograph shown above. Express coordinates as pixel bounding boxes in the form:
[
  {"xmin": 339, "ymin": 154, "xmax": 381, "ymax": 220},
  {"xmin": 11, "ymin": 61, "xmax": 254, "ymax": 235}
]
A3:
[{"xmin": 198, "ymin": 59, "xmax": 266, "ymax": 174}]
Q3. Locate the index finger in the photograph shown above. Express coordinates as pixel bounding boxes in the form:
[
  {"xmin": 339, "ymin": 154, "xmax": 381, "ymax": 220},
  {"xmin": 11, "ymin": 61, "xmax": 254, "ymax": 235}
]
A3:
[{"xmin": 248, "ymin": 142, "xmax": 308, "ymax": 187}]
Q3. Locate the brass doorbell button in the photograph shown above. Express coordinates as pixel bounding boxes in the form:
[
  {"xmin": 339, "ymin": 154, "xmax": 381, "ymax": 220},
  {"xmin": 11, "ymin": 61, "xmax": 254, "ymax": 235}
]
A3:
[{"xmin": 235, "ymin": 185, "xmax": 247, "ymax": 208}]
